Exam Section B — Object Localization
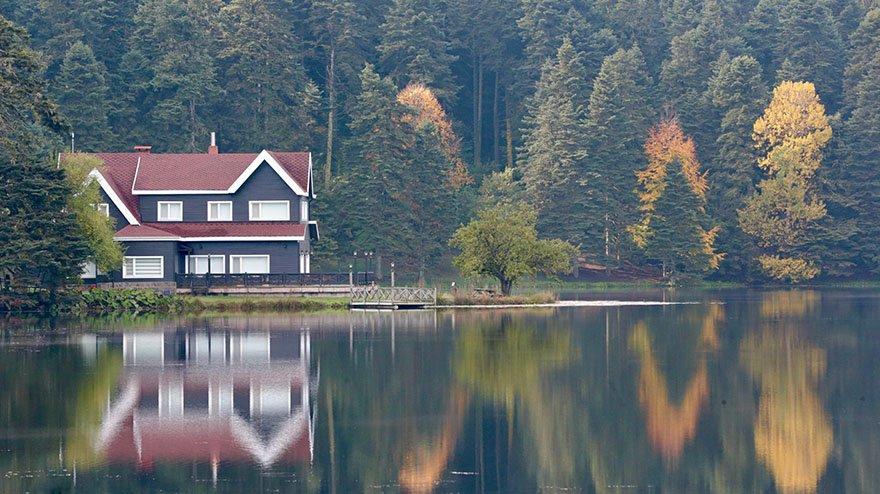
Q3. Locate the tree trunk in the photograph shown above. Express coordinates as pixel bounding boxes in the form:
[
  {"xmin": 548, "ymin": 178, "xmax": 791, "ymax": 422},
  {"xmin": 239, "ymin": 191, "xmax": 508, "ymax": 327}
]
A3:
[
  {"xmin": 493, "ymin": 71, "xmax": 500, "ymax": 169},
  {"xmin": 504, "ymin": 88, "xmax": 513, "ymax": 169},
  {"xmin": 189, "ymin": 99, "xmax": 197, "ymax": 152},
  {"xmin": 324, "ymin": 46, "xmax": 336, "ymax": 185},
  {"xmin": 499, "ymin": 277, "xmax": 512, "ymax": 296},
  {"xmin": 476, "ymin": 59, "xmax": 483, "ymax": 172}
]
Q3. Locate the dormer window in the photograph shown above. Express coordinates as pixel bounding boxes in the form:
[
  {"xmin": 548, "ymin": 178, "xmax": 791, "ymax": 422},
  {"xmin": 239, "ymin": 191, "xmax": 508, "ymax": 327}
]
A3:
[
  {"xmin": 300, "ymin": 197, "xmax": 309, "ymax": 221},
  {"xmin": 207, "ymin": 201, "xmax": 232, "ymax": 221},
  {"xmin": 249, "ymin": 201, "xmax": 289, "ymax": 221},
  {"xmin": 158, "ymin": 201, "xmax": 183, "ymax": 222}
]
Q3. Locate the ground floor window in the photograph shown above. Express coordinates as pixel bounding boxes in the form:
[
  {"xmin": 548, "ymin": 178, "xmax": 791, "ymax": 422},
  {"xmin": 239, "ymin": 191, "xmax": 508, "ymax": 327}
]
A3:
[
  {"xmin": 230, "ymin": 255, "xmax": 270, "ymax": 274},
  {"xmin": 122, "ymin": 256, "xmax": 164, "ymax": 279},
  {"xmin": 186, "ymin": 255, "xmax": 225, "ymax": 274},
  {"xmin": 81, "ymin": 261, "xmax": 97, "ymax": 278}
]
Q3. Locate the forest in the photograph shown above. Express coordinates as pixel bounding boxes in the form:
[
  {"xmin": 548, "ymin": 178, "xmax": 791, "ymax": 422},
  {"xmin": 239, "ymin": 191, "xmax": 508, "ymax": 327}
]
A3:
[{"xmin": 2, "ymin": 0, "xmax": 880, "ymax": 284}]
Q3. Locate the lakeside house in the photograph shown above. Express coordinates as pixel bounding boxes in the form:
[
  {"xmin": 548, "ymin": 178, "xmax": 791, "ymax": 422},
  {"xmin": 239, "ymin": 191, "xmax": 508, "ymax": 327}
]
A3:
[{"xmin": 68, "ymin": 134, "xmax": 318, "ymax": 287}]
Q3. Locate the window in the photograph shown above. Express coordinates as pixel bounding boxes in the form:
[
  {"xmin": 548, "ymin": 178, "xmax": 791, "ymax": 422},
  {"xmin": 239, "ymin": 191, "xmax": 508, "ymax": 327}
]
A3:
[
  {"xmin": 249, "ymin": 201, "xmax": 289, "ymax": 221},
  {"xmin": 158, "ymin": 201, "xmax": 183, "ymax": 221},
  {"xmin": 95, "ymin": 203, "xmax": 109, "ymax": 217},
  {"xmin": 230, "ymin": 255, "xmax": 270, "ymax": 274},
  {"xmin": 81, "ymin": 261, "xmax": 97, "ymax": 278},
  {"xmin": 300, "ymin": 197, "xmax": 309, "ymax": 221},
  {"xmin": 186, "ymin": 255, "xmax": 225, "ymax": 274},
  {"xmin": 123, "ymin": 256, "xmax": 164, "ymax": 278},
  {"xmin": 207, "ymin": 201, "xmax": 232, "ymax": 221}
]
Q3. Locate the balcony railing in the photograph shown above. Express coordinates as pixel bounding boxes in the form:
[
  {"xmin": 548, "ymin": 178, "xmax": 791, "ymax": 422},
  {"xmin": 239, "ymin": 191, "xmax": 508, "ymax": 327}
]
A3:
[{"xmin": 175, "ymin": 272, "xmax": 374, "ymax": 288}]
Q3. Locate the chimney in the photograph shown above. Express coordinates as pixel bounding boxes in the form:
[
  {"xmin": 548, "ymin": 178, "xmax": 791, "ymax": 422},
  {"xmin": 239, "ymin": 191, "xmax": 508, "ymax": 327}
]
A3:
[
  {"xmin": 134, "ymin": 145, "xmax": 152, "ymax": 154},
  {"xmin": 208, "ymin": 132, "xmax": 219, "ymax": 155}
]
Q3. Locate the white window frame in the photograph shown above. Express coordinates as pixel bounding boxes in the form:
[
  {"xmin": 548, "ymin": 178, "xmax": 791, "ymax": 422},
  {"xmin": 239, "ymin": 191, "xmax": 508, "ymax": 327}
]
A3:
[
  {"xmin": 122, "ymin": 256, "xmax": 165, "ymax": 279},
  {"xmin": 157, "ymin": 201, "xmax": 183, "ymax": 222},
  {"xmin": 185, "ymin": 255, "xmax": 226, "ymax": 274},
  {"xmin": 207, "ymin": 201, "xmax": 233, "ymax": 222},
  {"xmin": 95, "ymin": 203, "xmax": 110, "ymax": 218},
  {"xmin": 229, "ymin": 255, "xmax": 270, "ymax": 274},
  {"xmin": 248, "ymin": 201, "xmax": 289, "ymax": 221},
  {"xmin": 81, "ymin": 260, "xmax": 97, "ymax": 278},
  {"xmin": 300, "ymin": 197, "xmax": 309, "ymax": 222}
]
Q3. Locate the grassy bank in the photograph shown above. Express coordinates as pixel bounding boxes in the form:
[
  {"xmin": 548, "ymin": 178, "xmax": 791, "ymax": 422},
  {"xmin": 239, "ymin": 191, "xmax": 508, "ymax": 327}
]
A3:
[
  {"xmin": 73, "ymin": 289, "xmax": 349, "ymax": 315},
  {"xmin": 435, "ymin": 290, "xmax": 558, "ymax": 306}
]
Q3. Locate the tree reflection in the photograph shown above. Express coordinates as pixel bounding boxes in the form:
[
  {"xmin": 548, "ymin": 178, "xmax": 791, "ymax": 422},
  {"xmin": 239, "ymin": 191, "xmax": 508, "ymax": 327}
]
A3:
[
  {"xmin": 741, "ymin": 291, "xmax": 832, "ymax": 494},
  {"xmin": 454, "ymin": 313, "xmax": 580, "ymax": 488}
]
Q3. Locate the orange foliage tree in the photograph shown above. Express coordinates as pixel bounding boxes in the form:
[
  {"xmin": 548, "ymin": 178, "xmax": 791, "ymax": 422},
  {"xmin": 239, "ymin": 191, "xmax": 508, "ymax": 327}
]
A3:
[{"xmin": 397, "ymin": 83, "xmax": 472, "ymax": 189}]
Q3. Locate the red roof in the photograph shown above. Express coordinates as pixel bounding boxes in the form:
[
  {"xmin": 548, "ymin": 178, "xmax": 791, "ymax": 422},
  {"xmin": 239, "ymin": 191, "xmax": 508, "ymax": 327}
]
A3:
[
  {"xmin": 115, "ymin": 222, "xmax": 306, "ymax": 240},
  {"xmin": 65, "ymin": 150, "xmax": 311, "ymax": 222}
]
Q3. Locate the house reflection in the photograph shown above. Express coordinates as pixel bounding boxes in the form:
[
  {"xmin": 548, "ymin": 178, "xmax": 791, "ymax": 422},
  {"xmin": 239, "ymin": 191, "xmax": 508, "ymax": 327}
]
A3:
[{"xmin": 94, "ymin": 330, "xmax": 315, "ymax": 472}]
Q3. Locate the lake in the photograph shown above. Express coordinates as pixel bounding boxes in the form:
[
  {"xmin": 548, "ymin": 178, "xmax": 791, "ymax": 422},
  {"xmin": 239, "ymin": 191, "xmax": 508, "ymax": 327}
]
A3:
[{"xmin": 1, "ymin": 288, "xmax": 878, "ymax": 493}]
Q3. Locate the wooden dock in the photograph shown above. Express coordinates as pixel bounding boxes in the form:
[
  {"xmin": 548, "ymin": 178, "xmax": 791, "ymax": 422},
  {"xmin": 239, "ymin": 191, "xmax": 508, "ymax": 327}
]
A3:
[{"xmin": 349, "ymin": 286, "xmax": 437, "ymax": 309}]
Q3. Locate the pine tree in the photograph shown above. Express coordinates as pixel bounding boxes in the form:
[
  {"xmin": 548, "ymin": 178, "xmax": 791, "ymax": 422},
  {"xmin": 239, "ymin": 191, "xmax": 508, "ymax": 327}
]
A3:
[
  {"xmin": 344, "ymin": 65, "xmax": 414, "ymax": 263},
  {"xmin": 706, "ymin": 54, "xmax": 769, "ymax": 278},
  {"xmin": 308, "ymin": 0, "xmax": 370, "ymax": 184},
  {"xmin": 630, "ymin": 118, "xmax": 720, "ymax": 279},
  {"xmin": 54, "ymin": 41, "xmax": 114, "ymax": 151},
  {"xmin": 378, "ymin": 0, "xmax": 458, "ymax": 102},
  {"xmin": 739, "ymin": 81, "xmax": 832, "ymax": 282},
  {"xmin": 834, "ymin": 9, "xmax": 880, "ymax": 273},
  {"xmin": 0, "ymin": 16, "xmax": 89, "ymax": 305},
  {"xmin": 219, "ymin": 0, "xmax": 309, "ymax": 150},
  {"xmin": 130, "ymin": 0, "xmax": 220, "ymax": 151},
  {"xmin": 584, "ymin": 46, "xmax": 654, "ymax": 264},
  {"xmin": 520, "ymin": 39, "xmax": 590, "ymax": 245}
]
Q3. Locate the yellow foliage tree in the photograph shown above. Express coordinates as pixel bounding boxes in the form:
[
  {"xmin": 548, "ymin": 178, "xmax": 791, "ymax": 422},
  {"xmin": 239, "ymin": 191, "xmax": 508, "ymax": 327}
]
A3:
[
  {"xmin": 739, "ymin": 82, "xmax": 831, "ymax": 282},
  {"xmin": 397, "ymin": 83, "xmax": 472, "ymax": 188}
]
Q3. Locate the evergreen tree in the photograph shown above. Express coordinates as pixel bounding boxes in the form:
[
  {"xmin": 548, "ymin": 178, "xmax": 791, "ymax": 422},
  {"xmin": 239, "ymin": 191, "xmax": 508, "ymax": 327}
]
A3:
[
  {"xmin": 308, "ymin": 0, "xmax": 370, "ymax": 184},
  {"xmin": 344, "ymin": 65, "xmax": 414, "ymax": 265},
  {"xmin": 520, "ymin": 39, "xmax": 590, "ymax": 245},
  {"xmin": 833, "ymin": 9, "xmax": 880, "ymax": 273},
  {"xmin": 706, "ymin": 54, "xmax": 769, "ymax": 277},
  {"xmin": 642, "ymin": 159, "xmax": 717, "ymax": 278},
  {"xmin": 378, "ymin": 0, "xmax": 458, "ymax": 102},
  {"xmin": 219, "ymin": 0, "xmax": 309, "ymax": 150},
  {"xmin": 0, "ymin": 16, "xmax": 89, "ymax": 306},
  {"xmin": 584, "ymin": 46, "xmax": 654, "ymax": 264},
  {"xmin": 130, "ymin": 0, "xmax": 220, "ymax": 151},
  {"xmin": 54, "ymin": 42, "xmax": 115, "ymax": 151}
]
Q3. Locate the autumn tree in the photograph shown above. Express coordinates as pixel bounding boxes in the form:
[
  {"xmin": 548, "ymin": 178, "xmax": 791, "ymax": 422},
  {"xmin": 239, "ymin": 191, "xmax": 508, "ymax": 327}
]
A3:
[
  {"xmin": 739, "ymin": 82, "xmax": 832, "ymax": 282},
  {"xmin": 630, "ymin": 118, "xmax": 720, "ymax": 279}
]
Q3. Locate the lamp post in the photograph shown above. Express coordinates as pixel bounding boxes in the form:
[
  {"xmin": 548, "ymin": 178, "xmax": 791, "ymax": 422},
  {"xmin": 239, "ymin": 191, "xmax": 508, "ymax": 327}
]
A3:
[
  {"xmin": 348, "ymin": 264, "xmax": 353, "ymax": 286},
  {"xmin": 390, "ymin": 262, "xmax": 395, "ymax": 287},
  {"xmin": 365, "ymin": 251, "xmax": 374, "ymax": 284},
  {"xmin": 353, "ymin": 251, "xmax": 359, "ymax": 285}
]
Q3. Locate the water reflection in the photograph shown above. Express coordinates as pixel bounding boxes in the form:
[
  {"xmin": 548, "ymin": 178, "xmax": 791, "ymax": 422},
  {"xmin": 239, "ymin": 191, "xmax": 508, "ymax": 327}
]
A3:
[
  {"xmin": 741, "ymin": 291, "xmax": 832, "ymax": 494},
  {"xmin": 2, "ymin": 290, "xmax": 879, "ymax": 492},
  {"xmin": 70, "ymin": 329, "xmax": 315, "ymax": 481}
]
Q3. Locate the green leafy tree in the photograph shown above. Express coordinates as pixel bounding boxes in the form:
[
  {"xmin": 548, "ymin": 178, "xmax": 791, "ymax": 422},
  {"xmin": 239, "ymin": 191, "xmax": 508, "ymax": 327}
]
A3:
[
  {"xmin": 520, "ymin": 39, "xmax": 590, "ymax": 245},
  {"xmin": 584, "ymin": 46, "xmax": 654, "ymax": 264},
  {"xmin": 378, "ymin": 0, "xmax": 458, "ymax": 102},
  {"xmin": 449, "ymin": 204, "xmax": 577, "ymax": 295},
  {"xmin": 61, "ymin": 154, "xmax": 123, "ymax": 272},
  {"xmin": 54, "ymin": 41, "xmax": 115, "ymax": 151}
]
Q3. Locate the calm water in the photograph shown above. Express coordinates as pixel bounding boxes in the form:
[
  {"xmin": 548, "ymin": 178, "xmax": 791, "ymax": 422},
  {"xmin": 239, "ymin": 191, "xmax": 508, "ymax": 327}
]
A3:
[{"xmin": 2, "ymin": 289, "xmax": 879, "ymax": 493}]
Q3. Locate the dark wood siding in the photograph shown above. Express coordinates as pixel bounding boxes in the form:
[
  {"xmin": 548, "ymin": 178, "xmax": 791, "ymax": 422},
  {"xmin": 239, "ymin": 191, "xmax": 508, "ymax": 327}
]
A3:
[
  {"xmin": 183, "ymin": 241, "xmax": 302, "ymax": 274},
  {"xmin": 97, "ymin": 189, "xmax": 130, "ymax": 229},
  {"xmin": 106, "ymin": 241, "xmax": 178, "ymax": 281},
  {"xmin": 137, "ymin": 162, "xmax": 304, "ymax": 222}
]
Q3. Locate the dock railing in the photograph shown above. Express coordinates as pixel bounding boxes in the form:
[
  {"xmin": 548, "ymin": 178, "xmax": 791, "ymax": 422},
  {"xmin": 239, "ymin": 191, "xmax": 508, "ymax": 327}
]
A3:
[{"xmin": 349, "ymin": 286, "xmax": 437, "ymax": 308}]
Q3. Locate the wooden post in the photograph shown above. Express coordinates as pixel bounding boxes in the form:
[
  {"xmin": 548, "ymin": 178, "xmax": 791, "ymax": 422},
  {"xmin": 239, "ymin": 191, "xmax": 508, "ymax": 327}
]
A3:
[{"xmin": 349, "ymin": 264, "xmax": 353, "ymax": 287}]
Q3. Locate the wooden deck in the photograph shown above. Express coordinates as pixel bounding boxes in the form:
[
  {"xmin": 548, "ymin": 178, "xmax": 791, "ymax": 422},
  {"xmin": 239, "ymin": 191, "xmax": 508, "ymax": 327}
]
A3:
[{"xmin": 349, "ymin": 286, "xmax": 437, "ymax": 309}]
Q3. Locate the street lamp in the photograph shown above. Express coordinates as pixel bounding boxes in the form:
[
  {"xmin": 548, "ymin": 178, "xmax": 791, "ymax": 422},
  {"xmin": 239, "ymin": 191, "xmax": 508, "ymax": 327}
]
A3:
[{"xmin": 365, "ymin": 251, "xmax": 374, "ymax": 284}]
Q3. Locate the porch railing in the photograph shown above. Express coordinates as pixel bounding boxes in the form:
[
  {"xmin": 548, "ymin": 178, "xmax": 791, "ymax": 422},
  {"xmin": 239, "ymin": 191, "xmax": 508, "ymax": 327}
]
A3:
[{"xmin": 175, "ymin": 272, "xmax": 374, "ymax": 288}]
